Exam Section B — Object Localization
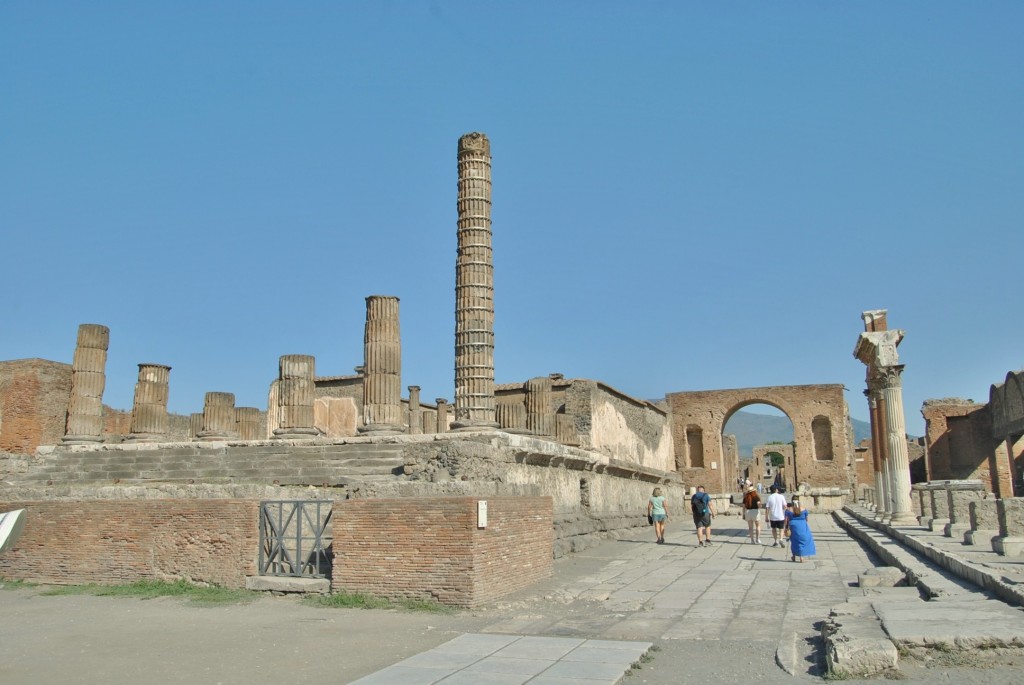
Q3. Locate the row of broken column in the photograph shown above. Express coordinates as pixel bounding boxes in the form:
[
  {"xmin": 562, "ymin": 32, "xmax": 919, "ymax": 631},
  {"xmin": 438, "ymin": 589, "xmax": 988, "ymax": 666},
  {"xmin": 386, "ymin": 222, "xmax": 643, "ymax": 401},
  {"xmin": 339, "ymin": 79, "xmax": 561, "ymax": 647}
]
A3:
[{"xmin": 891, "ymin": 480, "xmax": 1024, "ymax": 557}]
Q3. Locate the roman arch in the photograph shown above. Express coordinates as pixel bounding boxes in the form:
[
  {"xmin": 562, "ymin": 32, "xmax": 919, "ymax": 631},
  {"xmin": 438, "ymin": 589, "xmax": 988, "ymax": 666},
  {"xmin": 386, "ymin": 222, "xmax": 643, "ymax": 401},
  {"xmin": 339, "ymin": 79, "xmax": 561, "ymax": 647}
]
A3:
[{"xmin": 665, "ymin": 384, "xmax": 856, "ymax": 493}]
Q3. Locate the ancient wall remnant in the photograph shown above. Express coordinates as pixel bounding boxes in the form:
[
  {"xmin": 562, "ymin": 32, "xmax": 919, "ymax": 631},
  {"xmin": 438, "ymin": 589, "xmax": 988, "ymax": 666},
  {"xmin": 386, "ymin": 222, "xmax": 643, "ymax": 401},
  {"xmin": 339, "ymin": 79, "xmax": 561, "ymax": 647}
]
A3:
[
  {"xmin": 921, "ymin": 399, "xmax": 997, "ymax": 489},
  {"xmin": 666, "ymin": 384, "xmax": 855, "ymax": 493},
  {"xmin": 0, "ymin": 359, "xmax": 72, "ymax": 454},
  {"xmin": 989, "ymin": 371, "xmax": 1024, "ymax": 496}
]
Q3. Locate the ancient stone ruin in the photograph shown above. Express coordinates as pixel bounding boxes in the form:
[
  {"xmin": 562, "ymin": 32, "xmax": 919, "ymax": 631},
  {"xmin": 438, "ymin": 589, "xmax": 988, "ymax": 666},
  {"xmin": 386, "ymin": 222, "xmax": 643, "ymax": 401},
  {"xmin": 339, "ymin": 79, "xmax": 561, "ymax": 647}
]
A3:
[{"xmin": 9, "ymin": 131, "xmax": 1020, "ymax": 605}]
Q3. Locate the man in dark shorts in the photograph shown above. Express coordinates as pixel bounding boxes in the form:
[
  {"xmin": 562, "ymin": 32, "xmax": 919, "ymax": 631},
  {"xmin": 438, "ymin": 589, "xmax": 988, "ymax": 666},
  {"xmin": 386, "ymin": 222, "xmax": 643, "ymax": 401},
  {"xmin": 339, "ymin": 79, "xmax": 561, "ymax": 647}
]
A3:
[
  {"xmin": 690, "ymin": 485, "xmax": 716, "ymax": 547},
  {"xmin": 764, "ymin": 484, "xmax": 788, "ymax": 547}
]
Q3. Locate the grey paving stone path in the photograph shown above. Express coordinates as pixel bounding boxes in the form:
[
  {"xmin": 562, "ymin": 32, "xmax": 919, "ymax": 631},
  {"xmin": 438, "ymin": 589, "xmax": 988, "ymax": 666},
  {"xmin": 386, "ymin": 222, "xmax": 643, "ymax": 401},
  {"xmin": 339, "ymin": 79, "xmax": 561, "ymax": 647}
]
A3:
[{"xmin": 349, "ymin": 633, "xmax": 652, "ymax": 685}]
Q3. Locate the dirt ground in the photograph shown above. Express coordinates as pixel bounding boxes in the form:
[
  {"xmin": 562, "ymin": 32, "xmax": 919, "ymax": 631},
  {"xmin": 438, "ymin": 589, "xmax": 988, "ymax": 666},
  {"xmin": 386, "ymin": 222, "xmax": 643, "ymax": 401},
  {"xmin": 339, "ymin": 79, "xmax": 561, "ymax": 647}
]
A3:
[{"xmin": 4, "ymin": 522, "xmax": 1024, "ymax": 684}]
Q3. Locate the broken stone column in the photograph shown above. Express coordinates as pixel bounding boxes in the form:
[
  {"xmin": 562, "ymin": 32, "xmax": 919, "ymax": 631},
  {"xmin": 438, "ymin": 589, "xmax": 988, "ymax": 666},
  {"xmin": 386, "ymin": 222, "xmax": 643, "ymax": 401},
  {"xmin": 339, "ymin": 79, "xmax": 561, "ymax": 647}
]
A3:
[
  {"xmin": 928, "ymin": 485, "xmax": 951, "ymax": 532},
  {"xmin": 993, "ymin": 498, "xmax": 1024, "ymax": 556},
  {"xmin": 188, "ymin": 413, "xmax": 203, "ymax": 440},
  {"xmin": 273, "ymin": 355, "xmax": 319, "ymax": 439},
  {"xmin": 917, "ymin": 485, "xmax": 935, "ymax": 528},
  {"xmin": 126, "ymin": 363, "xmax": 171, "ymax": 442},
  {"xmin": 944, "ymin": 483, "xmax": 986, "ymax": 538},
  {"xmin": 236, "ymin": 407, "xmax": 261, "ymax": 441},
  {"xmin": 452, "ymin": 132, "xmax": 498, "ymax": 431},
  {"xmin": 198, "ymin": 392, "xmax": 239, "ymax": 441},
  {"xmin": 496, "ymin": 399, "xmax": 527, "ymax": 434},
  {"xmin": 407, "ymin": 385, "xmax": 422, "ymax": 435},
  {"xmin": 435, "ymin": 398, "xmax": 449, "ymax": 434},
  {"xmin": 63, "ymin": 323, "xmax": 110, "ymax": 445},
  {"xmin": 966, "ymin": 498, "xmax": 999, "ymax": 547},
  {"xmin": 359, "ymin": 296, "xmax": 403, "ymax": 435},
  {"xmin": 526, "ymin": 376, "xmax": 555, "ymax": 437}
]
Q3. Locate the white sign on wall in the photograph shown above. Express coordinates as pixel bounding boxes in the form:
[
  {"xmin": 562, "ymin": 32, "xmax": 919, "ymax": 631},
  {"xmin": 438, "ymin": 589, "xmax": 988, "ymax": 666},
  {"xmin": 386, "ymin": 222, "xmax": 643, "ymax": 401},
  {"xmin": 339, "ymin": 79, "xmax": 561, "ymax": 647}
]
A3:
[{"xmin": 477, "ymin": 500, "xmax": 488, "ymax": 529}]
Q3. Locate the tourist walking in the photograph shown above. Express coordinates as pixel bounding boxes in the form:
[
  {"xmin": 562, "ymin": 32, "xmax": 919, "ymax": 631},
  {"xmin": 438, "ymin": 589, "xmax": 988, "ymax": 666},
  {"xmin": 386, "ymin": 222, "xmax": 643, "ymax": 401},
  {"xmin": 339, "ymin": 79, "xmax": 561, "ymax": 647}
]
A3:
[
  {"xmin": 742, "ymin": 484, "xmax": 762, "ymax": 544},
  {"xmin": 648, "ymin": 487, "xmax": 668, "ymax": 544},
  {"xmin": 764, "ymin": 485, "xmax": 787, "ymax": 547},
  {"xmin": 785, "ymin": 499, "xmax": 817, "ymax": 562},
  {"xmin": 690, "ymin": 485, "xmax": 716, "ymax": 547}
]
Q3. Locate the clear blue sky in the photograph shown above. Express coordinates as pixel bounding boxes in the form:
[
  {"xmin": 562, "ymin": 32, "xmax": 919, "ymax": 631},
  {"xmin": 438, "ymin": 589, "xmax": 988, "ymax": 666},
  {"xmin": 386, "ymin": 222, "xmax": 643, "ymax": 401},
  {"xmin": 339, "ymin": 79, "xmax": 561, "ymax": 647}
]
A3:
[{"xmin": 2, "ymin": 3, "xmax": 1021, "ymax": 437}]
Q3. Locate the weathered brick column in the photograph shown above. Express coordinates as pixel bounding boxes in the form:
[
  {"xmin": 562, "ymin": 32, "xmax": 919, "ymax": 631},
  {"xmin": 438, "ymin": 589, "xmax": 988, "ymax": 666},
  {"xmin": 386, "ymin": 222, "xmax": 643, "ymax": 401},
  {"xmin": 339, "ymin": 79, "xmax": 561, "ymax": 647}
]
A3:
[
  {"xmin": 63, "ymin": 323, "xmax": 110, "ymax": 445},
  {"xmin": 273, "ymin": 355, "xmax": 319, "ymax": 439},
  {"xmin": 526, "ymin": 376, "xmax": 555, "ymax": 437},
  {"xmin": 236, "ymin": 407, "xmax": 261, "ymax": 441},
  {"xmin": 407, "ymin": 386, "xmax": 423, "ymax": 435},
  {"xmin": 993, "ymin": 498, "xmax": 1024, "ymax": 556},
  {"xmin": 359, "ymin": 296, "xmax": 403, "ymax": 435},
  {"xmin": 966, "ymin": 499, "xmax": 999, "ymax": 547},
  {"xmin": 198, "ymin": 392, "xmax": 239, "ymax": 441},
  {"xmin": 435, "ymin": 398, "xmax": 449, "ymax": 433},
  {"xmin": 452, "ymin": 132, "xmax": 498, "ymax": 431},
  {"xmin": 126, "ymin": 363, "xmax": 171, "ymax": 442}
]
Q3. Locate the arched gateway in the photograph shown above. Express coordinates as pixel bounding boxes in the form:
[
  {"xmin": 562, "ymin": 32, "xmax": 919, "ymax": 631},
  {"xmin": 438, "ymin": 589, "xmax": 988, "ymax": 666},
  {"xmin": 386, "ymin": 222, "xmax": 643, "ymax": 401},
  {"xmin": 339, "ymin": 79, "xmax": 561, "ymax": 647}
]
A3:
[{"xmin": 665, "ymin": 384, "xmax": 856, "ymax": 494}]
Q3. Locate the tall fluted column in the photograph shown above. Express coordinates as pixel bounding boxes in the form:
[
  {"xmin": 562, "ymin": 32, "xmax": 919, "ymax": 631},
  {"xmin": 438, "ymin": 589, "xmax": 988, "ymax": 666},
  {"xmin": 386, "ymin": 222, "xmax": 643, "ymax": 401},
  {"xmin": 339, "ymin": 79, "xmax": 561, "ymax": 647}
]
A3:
[
  {"xmin": 881, "ymin": 366, "xmax": 916, "ymax": 524},
  {"xmin": 407, "ymin": 385, "xmax": 422, "ymax": 435},
  {"xmin": 63, "ymin": 323, "xmax": 110, "ymax": 445},
  {"xmin": 126, "ymin": 363, "xmax": 171, "ymax": 442},
  {"xmin": 198, "ymin": 392, "xmax": 239, "ymax": 441},
  {"xmin": 274, "ymin": 355, "xmax": 319, "ymax": 439},
  {"xmin": 452, "ymin": 132, "xmax": 498, "ymax": 430},
  {"xmin": 526, "ymin": 376, "xmax": 555, "ymax": 437},
  {"xmin": 359, "ymin": 296, "xmax": 403, "ymax": 435},
  {"xmin": 435, "ymin": 398, "xmax": 449, "ymax": 434},
  {"xmin": 236, "ymin": 407, "xmax": 261, "ymax": 441}
]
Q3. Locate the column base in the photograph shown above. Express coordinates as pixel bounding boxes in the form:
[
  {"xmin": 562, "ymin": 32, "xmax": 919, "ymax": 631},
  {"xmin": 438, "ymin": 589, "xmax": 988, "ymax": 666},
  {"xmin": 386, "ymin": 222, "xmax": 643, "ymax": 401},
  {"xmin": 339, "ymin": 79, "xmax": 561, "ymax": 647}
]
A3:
[
  {"xmin": 61, "ymin": 435, "xmax": 103, "ymax": 446},
  {"xmin": 197, "ymin": 431, "xmax": 240, "ymax": 441},
  {"xmin": 889, "ymin": 512, "xmax": 920, "ymax": 526},
  {"xmin": 992, "ymin": 536, "xmax": 1024, "ymax": 557},
  {"xmin": 124, "ymin": 433, "xmax": 163, "ymax": 443},
  {"xmin": 450, "ymin": 421, "xmax": 500, "ymax": 432},
  {"xmin": 273, "ymin": 427, "xmax": 320, "ymax": 440},
  {"xmin": 944, "ymin": 523, "xmax": 970, "ymax": 539},
  {"xmin": 357, "ymin": 424, "xmax": 404, "ymax": 436},
  {"xmin": 964, "ymin": 529, "xmax": 998, "ymax": 547},
  {"xmin": 928, "ymin": 517, "xmax": 951, "ymax": 532}
]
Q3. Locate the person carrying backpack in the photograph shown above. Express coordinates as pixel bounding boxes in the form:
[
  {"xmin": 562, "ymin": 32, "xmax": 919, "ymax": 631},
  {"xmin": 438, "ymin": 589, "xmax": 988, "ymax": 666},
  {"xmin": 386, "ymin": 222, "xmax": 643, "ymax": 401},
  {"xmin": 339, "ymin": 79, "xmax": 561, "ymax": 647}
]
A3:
[{"xmin": 690, "ymin": 485, "xmax": 716, "ymax": 547}]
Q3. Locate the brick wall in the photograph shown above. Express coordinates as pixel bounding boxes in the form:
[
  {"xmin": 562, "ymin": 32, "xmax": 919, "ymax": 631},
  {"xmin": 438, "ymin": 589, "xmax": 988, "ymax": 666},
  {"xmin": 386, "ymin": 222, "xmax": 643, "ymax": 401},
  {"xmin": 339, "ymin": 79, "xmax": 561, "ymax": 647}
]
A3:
[
  {"xmin": 0, "ymin": 359, "xmax": 72, "ymax": 454},
  {"xmin": 0, "ymin": 500, "xmax": 260, "ymax": 588},
  {"xmin": 332, "ymin": 496, "xmax": 553, "ymax": 606}
]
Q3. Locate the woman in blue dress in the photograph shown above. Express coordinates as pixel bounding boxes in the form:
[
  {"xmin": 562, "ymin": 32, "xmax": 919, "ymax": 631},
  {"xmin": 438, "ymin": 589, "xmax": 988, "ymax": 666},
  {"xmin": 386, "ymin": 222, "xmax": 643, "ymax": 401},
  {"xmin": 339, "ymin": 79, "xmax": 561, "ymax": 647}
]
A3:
[{"xmin": 785, "ymin": 500, "xmax": 816, "ymax": 562}]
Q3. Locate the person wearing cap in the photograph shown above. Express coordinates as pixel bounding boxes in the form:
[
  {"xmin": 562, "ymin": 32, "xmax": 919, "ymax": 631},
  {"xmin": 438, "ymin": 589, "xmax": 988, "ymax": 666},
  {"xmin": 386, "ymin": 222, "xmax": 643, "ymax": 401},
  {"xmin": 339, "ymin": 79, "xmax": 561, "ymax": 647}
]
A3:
[
  {"xmin": 764, "ymin": 485, "xmax": 788, "ymax": 547},
  {"xmin": 742, "ymin": 483, "xmax": 763, "ymax": 544}
]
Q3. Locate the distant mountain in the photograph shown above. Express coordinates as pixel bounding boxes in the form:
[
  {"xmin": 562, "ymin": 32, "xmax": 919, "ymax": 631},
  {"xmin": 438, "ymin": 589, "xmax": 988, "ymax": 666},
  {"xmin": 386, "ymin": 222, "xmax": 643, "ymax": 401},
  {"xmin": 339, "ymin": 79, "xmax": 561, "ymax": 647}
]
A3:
[{"xmin": 725, "ymin": 410, "xmax": 872, "ymax": 457}]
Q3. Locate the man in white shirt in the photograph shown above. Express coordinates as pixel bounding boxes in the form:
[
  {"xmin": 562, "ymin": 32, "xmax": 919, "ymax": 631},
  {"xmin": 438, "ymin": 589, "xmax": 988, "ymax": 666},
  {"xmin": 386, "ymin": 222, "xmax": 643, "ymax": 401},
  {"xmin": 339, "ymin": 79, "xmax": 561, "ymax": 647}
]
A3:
[{"xmin": 764, "ymin": 485, "xmax": 788, "ymax": 548}]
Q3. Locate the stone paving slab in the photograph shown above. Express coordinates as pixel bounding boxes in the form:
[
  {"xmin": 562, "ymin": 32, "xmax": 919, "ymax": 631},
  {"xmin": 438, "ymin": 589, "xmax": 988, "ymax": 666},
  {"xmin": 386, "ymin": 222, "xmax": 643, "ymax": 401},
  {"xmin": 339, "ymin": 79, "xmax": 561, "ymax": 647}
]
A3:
[{"xmin": 348, "ymin": 634, "xmax": 651, "ymax": 685}]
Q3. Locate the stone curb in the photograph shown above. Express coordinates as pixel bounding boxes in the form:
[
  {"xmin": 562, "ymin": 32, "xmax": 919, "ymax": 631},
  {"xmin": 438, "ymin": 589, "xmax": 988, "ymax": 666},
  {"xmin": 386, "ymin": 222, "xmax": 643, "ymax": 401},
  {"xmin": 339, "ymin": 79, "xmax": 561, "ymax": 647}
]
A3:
[{"xmin": 839, "ymin": 506, "xmax": 1024, "ymax": 608}]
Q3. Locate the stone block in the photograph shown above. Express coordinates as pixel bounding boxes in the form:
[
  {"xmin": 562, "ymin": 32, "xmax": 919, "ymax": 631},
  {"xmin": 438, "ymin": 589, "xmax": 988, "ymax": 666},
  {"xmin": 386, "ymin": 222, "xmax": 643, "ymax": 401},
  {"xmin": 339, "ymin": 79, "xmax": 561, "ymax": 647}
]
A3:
[
  {"xmin": 245, "ymin": 576, "xmax": 329, "ymax": 594},
  {"xmin": 858, "ymin": 567, "xmax": 906, "ymax": 588}
]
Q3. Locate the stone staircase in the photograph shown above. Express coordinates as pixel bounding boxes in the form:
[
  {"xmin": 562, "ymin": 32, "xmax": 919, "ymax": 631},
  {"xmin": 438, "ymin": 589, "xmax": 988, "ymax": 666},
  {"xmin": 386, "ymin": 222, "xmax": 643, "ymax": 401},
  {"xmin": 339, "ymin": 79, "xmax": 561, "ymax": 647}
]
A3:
[{"xmin": 12, "ymin": 442, "xmax": 407, "ymax": 488}]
